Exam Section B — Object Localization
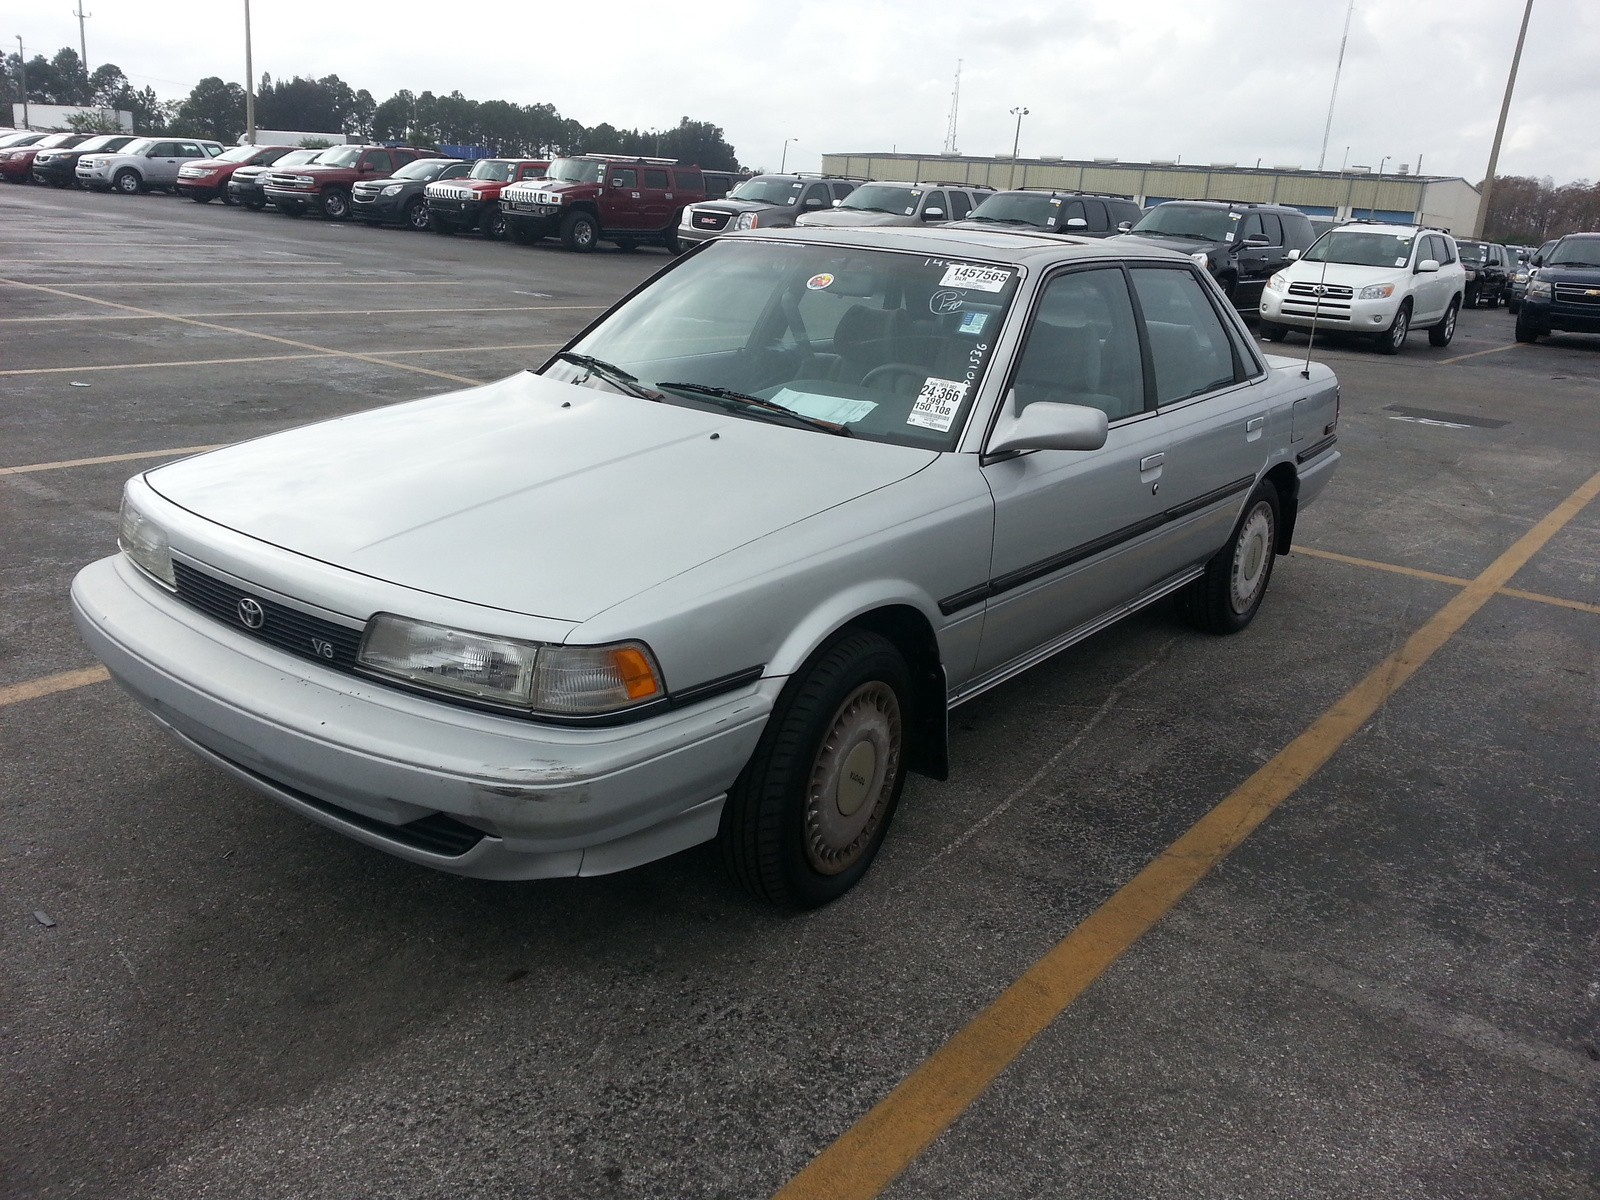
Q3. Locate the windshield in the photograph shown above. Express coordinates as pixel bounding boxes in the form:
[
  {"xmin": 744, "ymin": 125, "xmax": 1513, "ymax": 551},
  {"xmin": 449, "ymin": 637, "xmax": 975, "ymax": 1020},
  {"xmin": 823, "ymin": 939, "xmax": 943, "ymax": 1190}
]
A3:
[
  {"xmin": 1546, "ymin": 237, "xmax": 1600, "ymax": 267},
  {"xmin": 839, "ymin": 184, "xmax": 923, "ymax": 215},
  {"xmin": 76, "ymin": 134, "xmax": 129, "ymax": 152},
  {"xmin": 1131, "ymin": 204, "xmax": 1239, "ymax": 241},
  {"xmin": 1456, "ymin": 242, "xmax": 1488, "ymax": 263},
  {"xmin": 393, "ymin": 157, "xmax": 454, "ymax": 180},
  {"xmin": 213, "ymin": 144, "xmax": 262, "ymax": 164},
  {"xmin": 966, "ymin": 193, "xmax": 1066, "ymax": 227},
  {"xmin": 729, "ymin": 178, "xmax": 805, "ymax": 205},
  {"xmin": 37, "ymin": 133, "xmax": 85, "ymax": 148},
  {"xmin": 470, "ymin": 160, "xmax": 515, "ymax": 182},
  {"xmin": 546, "ymin": 239, "xmax": 1021, "ymax": 449},
  {"xmin": 1302, "ymin": 229, "xmax": 1417, "ymax": 267},
  {"xmin": 116, "ymin": 138, "xmax": 155, "ymax": 156},
  {"xmin": 315, "ymin": 145, "xmax": 363, "ymax": 167},
  {"xmin": 547, "ymin": 158, "xmax": 603, "ymax": 184}
]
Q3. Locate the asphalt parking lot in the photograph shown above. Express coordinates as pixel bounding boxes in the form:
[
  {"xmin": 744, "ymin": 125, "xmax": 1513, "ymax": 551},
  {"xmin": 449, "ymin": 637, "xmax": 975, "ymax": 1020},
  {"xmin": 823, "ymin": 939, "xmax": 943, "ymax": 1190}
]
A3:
[{"xmin": 3, "ymin": 183, "xmax": 1597, "ymax": 1200}]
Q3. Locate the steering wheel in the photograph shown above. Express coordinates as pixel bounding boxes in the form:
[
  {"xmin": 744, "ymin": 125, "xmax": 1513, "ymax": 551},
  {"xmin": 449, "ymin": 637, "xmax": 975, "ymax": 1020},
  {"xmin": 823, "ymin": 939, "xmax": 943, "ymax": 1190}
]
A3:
[{"xmin": 862, "ymin": 363, "xmax": 929, "ymax": 393}]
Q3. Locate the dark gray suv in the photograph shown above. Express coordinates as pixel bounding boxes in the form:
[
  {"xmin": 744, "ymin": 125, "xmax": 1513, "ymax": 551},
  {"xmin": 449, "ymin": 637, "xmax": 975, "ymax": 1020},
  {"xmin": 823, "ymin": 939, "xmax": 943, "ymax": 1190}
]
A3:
[
  {"xmin": 1114, "ymin": 200, "xmax": 1317, "ymax": 309},
  {"xmin": 949, "ymin": 189, "xmax": 1143, "ymax": 238},
  {"xmin": 678, "ymin": 174, "xmax": 863, "ymax": 248}
]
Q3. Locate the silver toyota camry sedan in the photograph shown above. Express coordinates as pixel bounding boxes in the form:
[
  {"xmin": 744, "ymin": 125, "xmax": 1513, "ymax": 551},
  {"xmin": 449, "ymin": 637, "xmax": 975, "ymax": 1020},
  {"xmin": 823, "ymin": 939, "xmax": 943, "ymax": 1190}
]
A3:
[{"xmin": 73, "ymin": 227, "xmax": 1341, "ymax": 907}]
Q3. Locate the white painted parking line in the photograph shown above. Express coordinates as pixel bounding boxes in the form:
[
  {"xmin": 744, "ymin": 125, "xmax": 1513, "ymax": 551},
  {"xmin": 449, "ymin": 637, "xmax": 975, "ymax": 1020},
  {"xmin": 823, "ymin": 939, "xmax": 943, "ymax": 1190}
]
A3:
[{"xmin": 0, "ymin": 305, "xmax": 607, "ymax": 324}]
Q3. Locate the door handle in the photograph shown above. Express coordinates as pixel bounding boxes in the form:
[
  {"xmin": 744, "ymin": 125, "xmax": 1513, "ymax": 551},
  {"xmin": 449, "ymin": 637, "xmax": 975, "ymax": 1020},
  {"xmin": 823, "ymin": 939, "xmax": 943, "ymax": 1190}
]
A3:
[
  {"xmin": 1139, "ymin": 453, "xmax": 1164, "ymax": 471},
  {"xmin": 1245, "ymin": 417, "xmax": 1264, "ymax": 432}
]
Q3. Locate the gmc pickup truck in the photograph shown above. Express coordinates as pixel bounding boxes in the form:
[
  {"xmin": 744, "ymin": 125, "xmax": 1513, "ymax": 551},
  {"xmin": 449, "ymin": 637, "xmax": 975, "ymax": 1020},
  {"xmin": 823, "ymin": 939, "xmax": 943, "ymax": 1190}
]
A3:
[{"xmin": 262, "ymin": 144, "xmax": 437, "ymax": 219}]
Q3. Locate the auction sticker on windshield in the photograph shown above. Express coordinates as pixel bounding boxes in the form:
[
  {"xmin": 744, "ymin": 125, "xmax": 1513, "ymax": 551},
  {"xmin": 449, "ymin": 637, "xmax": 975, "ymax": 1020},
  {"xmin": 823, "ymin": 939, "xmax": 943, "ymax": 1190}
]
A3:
[
  {"xmin": 806, "ymin": 273, "xmax": 834, "ymax": 290},
  {"xmin": 907, "ymin": 377, "xmax": 967, "ymax": 431},
  {"xmin": 940, "ymin": 263, "xmax": 1014, "ymax": 292}
]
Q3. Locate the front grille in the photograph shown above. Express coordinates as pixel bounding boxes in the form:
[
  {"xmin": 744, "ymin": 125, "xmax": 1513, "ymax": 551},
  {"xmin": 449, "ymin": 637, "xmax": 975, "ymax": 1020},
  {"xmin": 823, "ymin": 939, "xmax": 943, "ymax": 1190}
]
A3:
[
  {"xmin": 172, "ymin": 561, "xmax": 364, "ymax": 672},
  {"xmin": 428, "ymin": 184, "xmax": 476, "ymax": 201},
  {"xmin": 1554, "ymin": 283, "xmax": 1600, "ymax": 305},
  {"xmin": 1288, "ymin": 281, "xmax": 1354, "ymax": 300},
  {"xmin": 1281, "ymin": 302, "xmax": 1351, "ymax": 320},
  {"xmin": 693, "ymin": 209, "xmax": 732, "ymax": 230}
]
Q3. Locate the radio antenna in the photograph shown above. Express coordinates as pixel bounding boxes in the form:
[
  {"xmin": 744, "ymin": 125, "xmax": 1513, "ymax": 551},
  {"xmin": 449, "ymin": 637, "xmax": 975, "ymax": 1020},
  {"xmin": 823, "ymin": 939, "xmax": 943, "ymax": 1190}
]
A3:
[{"xmin": 1302, "ymin": 239, "xmax": 1332, "ymax": 379}]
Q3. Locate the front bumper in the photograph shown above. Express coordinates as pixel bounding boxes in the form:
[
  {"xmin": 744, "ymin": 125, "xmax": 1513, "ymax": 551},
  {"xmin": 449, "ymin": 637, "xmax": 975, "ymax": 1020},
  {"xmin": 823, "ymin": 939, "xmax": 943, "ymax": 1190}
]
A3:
[
  {"xmin": 428, "ymin": 197, "xmax": 491, "ymax": 225},
  {"xmin": 76, "ymin": 164, "xmax": 113, "ymax": 186},
  {"xmin": 501, "ymin": 201, "xmax": 561, "ymax": 236},
  {"xmin": 1518, "ymin": 298, "xmax": 1600, "ymax": 335},
  {"xmin": 72, "ymin": 554, "xmax": 776, "ymax": 880},
  {"xmin": 351, "ymin": 191, "xmax": 406, "ymax": 220},
  {"xmin": 175, "ymin": 181, "xmax": 222, "ymax": 199},
  {"xmin": 31, "ymin": 161, "xmax": 77, "ymax": 185},
  {"xmin": 262, "ymin": 185, "xmax": 316, "ymax": 208},
  {"xmin": 1259, "ymin": 287, "xmax": 1400, "ymax": 333}
]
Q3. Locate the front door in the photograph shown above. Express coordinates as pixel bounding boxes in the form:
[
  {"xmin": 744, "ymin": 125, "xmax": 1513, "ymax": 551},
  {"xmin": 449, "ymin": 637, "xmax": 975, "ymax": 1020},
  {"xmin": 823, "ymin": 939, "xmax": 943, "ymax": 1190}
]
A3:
[{"xmin": 601, "ymin": 166, "xmax": 643, "ymax": 231}]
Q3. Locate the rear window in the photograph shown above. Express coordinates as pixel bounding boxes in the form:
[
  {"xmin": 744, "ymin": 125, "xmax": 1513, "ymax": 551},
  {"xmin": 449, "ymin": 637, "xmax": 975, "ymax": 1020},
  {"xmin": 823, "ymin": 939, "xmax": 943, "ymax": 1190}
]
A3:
[
  {"xmin": 676, "ymin": 168, "xmax": 705, "ymax": 193},
  {"xmin": 643, "ymin": 169, "xmax": 670, "ymax": 188}
]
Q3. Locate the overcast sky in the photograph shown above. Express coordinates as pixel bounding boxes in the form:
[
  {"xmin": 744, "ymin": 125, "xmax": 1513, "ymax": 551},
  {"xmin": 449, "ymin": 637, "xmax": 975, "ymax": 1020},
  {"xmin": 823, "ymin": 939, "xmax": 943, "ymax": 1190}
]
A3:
[{"xmin": 17, "ymin": 0, "xmax": 1597, "ymax": 183}]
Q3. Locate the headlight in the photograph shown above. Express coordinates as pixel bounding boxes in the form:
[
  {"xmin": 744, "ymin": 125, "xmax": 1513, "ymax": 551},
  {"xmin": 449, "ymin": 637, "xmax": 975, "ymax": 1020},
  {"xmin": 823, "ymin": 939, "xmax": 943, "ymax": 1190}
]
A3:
[
  {"xmin": 1526, "ymin": 280, "xmax": 1552, "ymax": 299},
  {"xmin": 1513, "ymin": 271, "xmax": 1529, "ymax": 284},
  {"xmin": 358, "ymin": 614, "xmax": 665, "ymax": 716},
  {"xmin": 1358, "ymin": 283, "xmax": 1396, "ymax": 300},
  {"xmin": 735, "ymin": 212, "xmax": 758, "ymax": 230},
  {"xmin": 1267, "ymin": 273, "xmax": 1286, "ymax": 293},
  {"xmin": 118, "ymin": 493, "xmax": 175, "ymax": 589},
  {"xmin": 381, "ymin": 184, "xmax": 404, "ymax": 196},
  {"xmin": 1190, "ymin": 251, "xmax": 1210, "ymax": 269}
]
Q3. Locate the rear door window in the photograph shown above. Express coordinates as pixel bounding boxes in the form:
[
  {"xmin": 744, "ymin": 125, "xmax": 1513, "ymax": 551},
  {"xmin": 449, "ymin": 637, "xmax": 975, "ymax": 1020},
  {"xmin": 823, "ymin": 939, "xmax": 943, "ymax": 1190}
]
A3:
[
  {"xmin": 1130, "ymin": 267, "xmax": 1240, "ymax": 404},
  {"xmin": 364, "ymin": 150, "xmax": 393, "ymax": 175},
  {"xmin": 1260, "ymin": 213, "xmax": 1284, "ymax": 244},
  {"xmin": 643, "ymin": 168, "xmax": 670, "ymax": 189},
  {"xmin": 1082, "ymin": 199, "xmax": 1108, "ymax": 230}
]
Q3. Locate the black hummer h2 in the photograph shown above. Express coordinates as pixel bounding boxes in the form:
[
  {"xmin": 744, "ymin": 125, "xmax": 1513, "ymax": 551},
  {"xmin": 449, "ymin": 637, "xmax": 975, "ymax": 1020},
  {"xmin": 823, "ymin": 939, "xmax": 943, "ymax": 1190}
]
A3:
[
  {"xmin": 949, "ymin": 189, "xmax": 1144, "ymax": 238},
  {"xmin": 1116, "ymin": 200, "xmax": 1316, "ymax": 309},
  {"xmin": 677, "ymin": 173, "xmax": 864, "ymax": 249}
]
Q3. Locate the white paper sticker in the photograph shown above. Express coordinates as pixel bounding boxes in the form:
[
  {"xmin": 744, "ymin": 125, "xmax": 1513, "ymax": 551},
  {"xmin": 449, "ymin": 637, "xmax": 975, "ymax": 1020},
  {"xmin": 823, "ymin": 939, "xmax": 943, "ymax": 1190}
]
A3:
[
  {"xmin": 770, "ymin": 389, "xmax": 877, "ymax": 425},
  {"xmin": 907, "ymin": 377, "xmax": 967, "ymax": 431},
  {"xmin": 939, "ymin": 263, "xmax": 1013, "ymax": 292},
  {"xmin": 1394, "ymin": 257, "xmax": 1406, "ymax": 266}
]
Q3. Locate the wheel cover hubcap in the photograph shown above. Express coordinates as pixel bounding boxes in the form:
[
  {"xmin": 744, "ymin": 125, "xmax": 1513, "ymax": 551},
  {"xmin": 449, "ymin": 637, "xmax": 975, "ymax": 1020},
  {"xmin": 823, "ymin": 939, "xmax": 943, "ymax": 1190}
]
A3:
[
  {"xmin": 1230, "ymin": 502, "xmax": 1274, "ymax": 613},
  {"xmin": 804, "ymin": 682, "xmax": 902, "ymax": 875}
]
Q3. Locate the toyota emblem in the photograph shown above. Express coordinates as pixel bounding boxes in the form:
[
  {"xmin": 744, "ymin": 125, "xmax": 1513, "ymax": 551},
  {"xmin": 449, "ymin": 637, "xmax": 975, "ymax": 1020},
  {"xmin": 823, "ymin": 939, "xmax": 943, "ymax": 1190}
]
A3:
[{"xmin": 237, "ymin": 597, "xmax": 265, "ymax": 630}]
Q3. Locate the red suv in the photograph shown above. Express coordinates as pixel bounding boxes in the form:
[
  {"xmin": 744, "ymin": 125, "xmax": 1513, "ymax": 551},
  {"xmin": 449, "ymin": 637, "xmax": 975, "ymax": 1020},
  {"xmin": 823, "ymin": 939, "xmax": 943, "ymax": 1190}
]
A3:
[
  {"xmin": 1, "ymin": 132, "xmax": 89, "ymax": 182},
  {"xmin": 424, "ymin": 158, "xmax": 548, "ymax": 238},
  {"xmin": 175, "ymin": 144, "xmax": 294, "ymax": 204},
  {"xmin": 262, "ymin": 144, "xmax": 437, "ymax": 219},
  {"xmin": 499, "ymin": 154, "xmax": 731, "ymax": 252}
]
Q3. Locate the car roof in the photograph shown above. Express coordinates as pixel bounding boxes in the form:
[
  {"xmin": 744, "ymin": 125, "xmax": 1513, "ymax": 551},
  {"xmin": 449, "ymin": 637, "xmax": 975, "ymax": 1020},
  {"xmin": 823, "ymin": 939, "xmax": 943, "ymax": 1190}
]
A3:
[{"xmin": 740, "ymin": 224, "xmax": 1193, "ymax": 267}]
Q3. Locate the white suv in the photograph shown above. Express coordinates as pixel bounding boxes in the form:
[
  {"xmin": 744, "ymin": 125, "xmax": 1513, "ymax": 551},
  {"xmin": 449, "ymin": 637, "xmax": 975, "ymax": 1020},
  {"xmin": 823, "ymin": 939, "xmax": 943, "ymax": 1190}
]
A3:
[{"xmin": 1258, "ymin": 222, "xmax": 1466, "ymax": 354}]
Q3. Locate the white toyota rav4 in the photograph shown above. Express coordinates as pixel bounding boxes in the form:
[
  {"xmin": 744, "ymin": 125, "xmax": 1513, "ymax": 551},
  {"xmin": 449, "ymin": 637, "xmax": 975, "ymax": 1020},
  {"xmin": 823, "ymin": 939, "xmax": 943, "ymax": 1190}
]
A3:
[{"xmin": 1258, "ymin": 222, "xmax": 1466, "ymax": 354}]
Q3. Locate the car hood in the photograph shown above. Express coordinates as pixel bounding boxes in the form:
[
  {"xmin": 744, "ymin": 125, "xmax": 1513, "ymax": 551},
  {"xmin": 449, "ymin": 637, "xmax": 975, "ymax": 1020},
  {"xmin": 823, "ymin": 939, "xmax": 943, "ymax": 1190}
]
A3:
[
  {"xmin": 1534, "ymin": 265, "xmax": 1600, "ymax": 285},
  {"xmin": 1115, "ymin": 232, "xmax": 1225, "ymax": 255},
  {"xmin": 145, "ymin": 372, "xmax": 938, "ymax": 623},
  {"xmin": 696, "ymin": 198, "xmax": 778, "ymax": 215},
  {"xmin": 798, "ymin": 210, "xmax": 920, "ymax": 228}
]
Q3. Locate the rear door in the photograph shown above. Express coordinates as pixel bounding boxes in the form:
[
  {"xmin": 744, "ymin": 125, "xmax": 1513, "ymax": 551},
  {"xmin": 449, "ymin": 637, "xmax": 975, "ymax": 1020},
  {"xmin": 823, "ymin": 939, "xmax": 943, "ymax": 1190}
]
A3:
[{"xmin": 638, "ymin": 167, "xmax": 673, "ymax": 231}]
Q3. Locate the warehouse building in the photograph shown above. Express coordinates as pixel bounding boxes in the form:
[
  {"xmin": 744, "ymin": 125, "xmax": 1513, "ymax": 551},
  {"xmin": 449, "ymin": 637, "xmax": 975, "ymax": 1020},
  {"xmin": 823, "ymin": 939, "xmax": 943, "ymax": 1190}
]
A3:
[{"xmin": 819, "ymin": 152, "xmax": 1482, "ymax": 233}]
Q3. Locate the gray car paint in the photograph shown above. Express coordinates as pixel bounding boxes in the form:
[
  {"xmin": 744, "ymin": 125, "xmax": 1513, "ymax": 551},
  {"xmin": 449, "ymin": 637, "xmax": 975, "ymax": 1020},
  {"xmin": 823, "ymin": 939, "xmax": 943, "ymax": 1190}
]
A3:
[{"xmin": 72, "ymin": 226, "xmax": 1341, "ymax": 881}]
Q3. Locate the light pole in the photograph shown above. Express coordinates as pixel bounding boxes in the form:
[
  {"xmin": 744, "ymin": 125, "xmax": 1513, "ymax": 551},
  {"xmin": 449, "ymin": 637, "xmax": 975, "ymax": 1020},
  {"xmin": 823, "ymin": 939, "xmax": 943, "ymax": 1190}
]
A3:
[
  {"xmin": 780, "ymin": 137, "xmax": 797, "ymax": 173},
  {"xmin": 1009, "ymin": 106, "xmax": 1029, "ymax": 188},
  {"xmin": 1476, "ymin": 0, "xmax": 1535, "ymax": 238},
  {"xmin": 243, "ymin": 0, "xmax": 255, "ymax": 143},
  {"xmin": 15, "ymin": 36, "xmax": 27, "ymax": 130}
]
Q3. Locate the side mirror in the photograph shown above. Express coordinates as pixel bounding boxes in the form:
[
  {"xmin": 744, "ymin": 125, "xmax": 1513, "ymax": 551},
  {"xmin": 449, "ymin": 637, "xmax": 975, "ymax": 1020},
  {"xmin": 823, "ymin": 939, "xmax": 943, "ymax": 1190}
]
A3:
[
  {"xmin": 831, "ymin": 198, "xmax": 842, "ymax": 207},
  {"xmin": 1287, "ymin": 248, "xmax": 1301, "ymax": 261},
  {"xmin": 923, "ymin": 207, "xmax": 945, "ymax": 220},
  {"xmin": 1116, "ymin": 220, "xmax": 1132, "ymax": 233},
  {"xmin": 804, "ymin": 196, "xmax": 824, "ymax": 207},
  {"xmin": 1243, "ymin": 233, "xmax": 1271, "ymax": 246},
  {"xmin": 1065, "ymin": 217, "xmax": 1089, "ymax": 229},
  {"xmin": 987, "ymin": 398, "xmax": 1109, "ymax": 456},
  {"xmin": 1416, "ymin": 258, "xmax": 1441, "ymax": 274}
]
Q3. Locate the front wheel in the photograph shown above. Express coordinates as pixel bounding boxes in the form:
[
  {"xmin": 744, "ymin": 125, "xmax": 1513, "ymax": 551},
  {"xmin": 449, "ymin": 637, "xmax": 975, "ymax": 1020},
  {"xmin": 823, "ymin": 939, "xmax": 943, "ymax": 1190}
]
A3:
[
  {"xmin": 1428, "ymin": 298, "xmax": 1460, "ymax": 347},
  {"xmin": 481, "ymin": 207, "xmax": 508, "ymax": 240},
  {"xmin": 113, "ymin": 169, "xmax": 142, "ymax": 195},
  {"xmin": 190, "ymin": 192, "xmax": 214, "ymax": 204},
  {"xmin": 1514, "ymin": 312, "xmax": 1541, "ymax": 343},
  {"xmin": 405, "ymin": 198, "xmax": 429, "ymax": 231},
  {"xmin": 1180, "ymin": 482, "xmax": 1281, "ymax": 635},
  {"xmin": 559, "ymin": 209, "xmax": 600, "ymax": 252},
  {"xmin": 320, "ymin": 189, "xmax": 350, "ymax": 220},
  {"xmin": 243, "ymin": 196, "xmax": 266, "ymax": 211},
  {"xmin": 1376, "ymin": 302, "xmax": 1410, "ymax": 354},
  {"xmin": 1259, "ymin": 320, "xmax": 1289, "ymax": 342},
  {"xmin": 719, "ymin": 630, "xmax": 912, "ymax": 908}
]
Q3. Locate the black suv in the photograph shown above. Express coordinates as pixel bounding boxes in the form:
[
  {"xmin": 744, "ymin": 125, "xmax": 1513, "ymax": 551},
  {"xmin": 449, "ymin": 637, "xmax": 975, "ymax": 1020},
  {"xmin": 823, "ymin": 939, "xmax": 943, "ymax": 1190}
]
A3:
[
  {"xmin": 1514, "ymin": 232, "xmax": 1600, "ymax": 344},
  {"xmin": 30, "ymin": 133, "xmax": 139, "ymax": 187},
  {"xmin": 1115, "ymin": 200, "xmax": 1316, "ymax": 309},
  {"xmin": 352, "ymin": 157, "xmax": 471, "ymax": 230},
  {"xmin": 1456, "ymin": 239, "xmax": 1514, "ymax": 307},
  {"xmin": 948, "ymin": 189, "xmax": 1142, "ymax": 238},
  {"xmin": 678, "ymin": 173, "xmax": 863, "ymax": 248}
]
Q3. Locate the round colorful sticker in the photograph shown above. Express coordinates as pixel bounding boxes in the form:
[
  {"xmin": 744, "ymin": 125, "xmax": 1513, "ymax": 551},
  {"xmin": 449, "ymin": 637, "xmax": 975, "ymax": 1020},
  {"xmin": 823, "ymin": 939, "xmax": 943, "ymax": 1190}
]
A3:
[{"xmin": 806, "ymin": 273, "xmax": 835, "ymax": 290}]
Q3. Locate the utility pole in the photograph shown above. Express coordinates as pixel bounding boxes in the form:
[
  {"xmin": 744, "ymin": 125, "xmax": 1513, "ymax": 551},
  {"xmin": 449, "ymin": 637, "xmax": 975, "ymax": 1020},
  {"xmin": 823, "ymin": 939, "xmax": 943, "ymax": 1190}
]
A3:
[
  {"xmin": 72, "ymin": 5, "xmax": 91, "ymax": 73},
  {"xmin": 243, "ymin": 0, "xmax": 256, "ymax": 143},
  {"xmin": 15, "ymin": 36, "xmax": 27, "ymax": 129},
  {"xmin": 1317, "ymin": 0, "xmax": 1355, "ymax": 171},
  {"xmin": 1475, "ymin": 0, "xmax": 1534, "ymax": 238},
  {"xmin": 943, "ymin": 60, "xmax": 961, "ymax": 155},
  {"xmin": 1009, "ymin": 106, "xmax": 1029, "ymax": 189},
  {"xmin": 780, "ymin": 137, "xmax": 797, "ymax": 172}
]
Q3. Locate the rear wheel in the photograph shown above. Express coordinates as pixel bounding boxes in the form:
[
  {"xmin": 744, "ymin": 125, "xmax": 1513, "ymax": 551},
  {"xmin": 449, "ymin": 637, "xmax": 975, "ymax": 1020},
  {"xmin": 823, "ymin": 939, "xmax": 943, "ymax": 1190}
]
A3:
[
  {"xmin": 719, "ymin": 630, "xmax": 912, "ymax": 908},
  {"xmin": 559, "ymin": 209, "xmax": 599, "ymax": 252},
  {"xmin": 1376, "ymin": 301, "xmax": 1410, "ymax": 354},
  {"xmin": 1180, "ymin": 482, "xmax": 1281, "ymax": 635},
  {"xmin": 113, "ymin": 168, "xmax": 142, "ymax": 195},
  {"xmin": 1428, "ymin": 298, "xmax": 1459, "ymax": 347}
]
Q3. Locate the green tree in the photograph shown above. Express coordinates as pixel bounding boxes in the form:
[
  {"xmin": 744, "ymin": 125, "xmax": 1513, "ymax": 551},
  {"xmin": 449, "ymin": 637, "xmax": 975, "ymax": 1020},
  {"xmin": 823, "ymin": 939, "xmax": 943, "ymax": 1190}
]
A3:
[
  {"xmin": 50, "ymin": 47, "xmax": 92, "ymax": 104},
  {"xmin": 173, "ymin": 76, "xmax": 246, "ymax": 142}
]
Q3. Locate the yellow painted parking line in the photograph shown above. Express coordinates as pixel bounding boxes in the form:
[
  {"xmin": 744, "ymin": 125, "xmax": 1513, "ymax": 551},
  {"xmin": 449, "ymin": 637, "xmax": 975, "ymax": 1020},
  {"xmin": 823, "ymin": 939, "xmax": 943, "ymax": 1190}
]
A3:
[
  {"xmin": 0, "ymin": 305, "xmax": 605, "ymax": 323},
  {"xmin": 774, "ymin": 469, "xmax": 1600, "ymax": 1200},
  {"xmin": 1441, "ymin": 342, "xmax": 1525, "ymax": 365},
  {"xmin": 0, "ymin": 277, "xmax": 482, "ymax": 387},
  {"xmin": 1, "ymin": 445, "xmax": 227, "ymax": 477},
  {"xmin": 1297, "ymin": 546, "xmax": 1598, "ymax": 618},
  {"xmin": 0, "ymin": 667, "xmax": 110, "ymax": 709}
]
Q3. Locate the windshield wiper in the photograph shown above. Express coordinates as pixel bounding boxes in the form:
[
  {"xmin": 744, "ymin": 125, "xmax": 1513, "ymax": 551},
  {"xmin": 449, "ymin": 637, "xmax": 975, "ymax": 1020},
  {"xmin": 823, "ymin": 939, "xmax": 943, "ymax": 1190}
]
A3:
[
  {"xmin": 553, "ymin": 352, "xmax": 662, "ymax": 400},
  {"xmin": 656, "ymin": 382, "xmax": 852, "ymax": 436}
]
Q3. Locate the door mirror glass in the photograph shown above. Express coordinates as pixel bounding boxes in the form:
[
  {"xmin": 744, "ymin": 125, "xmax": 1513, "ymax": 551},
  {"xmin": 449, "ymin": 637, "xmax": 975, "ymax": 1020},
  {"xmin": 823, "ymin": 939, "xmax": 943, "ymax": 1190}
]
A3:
[
  {"xmin": 988, "ymin": 399, "xmax": 1109, "ymax": 455},
  {"xmin": 1065, "ymin": 217, "xmax": 1089, "ymax": 228},
  {"xmin": 1416, "ymin": 258, "xmax": 1441, "ymax": 273}
]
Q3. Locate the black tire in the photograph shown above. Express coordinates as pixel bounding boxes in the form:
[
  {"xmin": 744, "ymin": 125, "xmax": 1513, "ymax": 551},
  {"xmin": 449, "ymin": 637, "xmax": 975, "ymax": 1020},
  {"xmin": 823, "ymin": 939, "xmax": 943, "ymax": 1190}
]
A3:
[
  {"xmin": 244, "ymin": 196, "xmax": 266, "ymax": 211},
  {"xmin": 1180, "ymin": 482, "xmax": 1281, "ymax": 635},
  {"xmin": 1259, "ymin": 321, "xmax": 1289, "ymax": 342},
  {"xmin": 113, "ymin": 168, "xmax": 142, "ymax": 195},
  {"xmin": 615, "ymin": 238, "xmax": 639, "ymax": 253},
  {"xmin": 428, "ymin": 211, "xmax": 453, "ymax": 234},
  {"xmin": 221, "ymin": 190, "xmax": 237, "ymax": 206},
  {"xmin": 559, "ymin": 209, "xmax": 600, "ymax": 252},
  {"xmin": 1507, "ymin": 298, "xmax": 1520, "ymax": 315},
  {"xmin": 320, "ymin": 188, "xmax": 351, "ymax": 220},
  {"xmin": 190, "ymin": 192, "xmax": 213, "ymax": 204},
  {"xmin": 1376, "ymin": 301, "xmax": 1411, "ymax": 354},
  {"xmin": 1428, "ymin": 298, "xmax": 1460, "ymax": 347},
  {"xmin": 719, "ymin": 630, "xmax": 912, "ymax": 908},
  {"xmin": 1215, "ymin": 273, "xmax": 1238, "ymax": 305},
  {"xmin": 1514, "ymin": 311, "xmax": 1540, "ymax": 343},
  {"xmin": 1464, "ymin": 284, "xmax": 1479, "ymax": 309},
  {"xmin": 481, "ymin": 206, "xmax": 508, "ymax": 240},
  {"xmin": 405, "ymin": 198, "xmax": 429, "ymax": 232},
  {"xmin": 508, "ymin": 223, "xmax": 540, "ymax": 245}
]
